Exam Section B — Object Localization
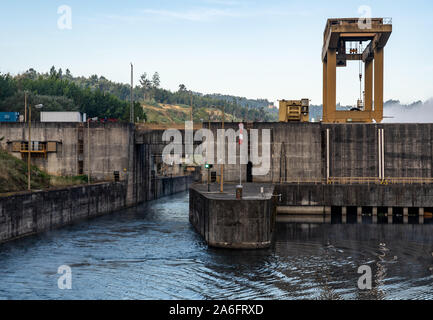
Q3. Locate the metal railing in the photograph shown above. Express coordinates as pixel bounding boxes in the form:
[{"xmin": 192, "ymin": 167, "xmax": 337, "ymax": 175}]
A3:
[
  {"xmin": 20, "ymin": 142, "xmax": 46, "ymax": 153},
  {"xmin": 281, "ymin": 176, "xmax": 433, "ymax": 185},
  {"xmin": 383, "ymin": 17, "xmax": 392, "ymax": 25}
]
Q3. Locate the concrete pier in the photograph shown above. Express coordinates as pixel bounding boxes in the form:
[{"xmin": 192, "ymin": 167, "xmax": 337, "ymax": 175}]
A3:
[{"xmin": 189, "ymin": 183, "xmax": 276, "ymax": 249}]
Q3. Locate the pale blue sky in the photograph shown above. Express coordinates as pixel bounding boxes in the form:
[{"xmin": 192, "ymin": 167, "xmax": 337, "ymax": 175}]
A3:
[{"xmin": 1, "ymin": 0, "xmax": 432, "ymax": 105}]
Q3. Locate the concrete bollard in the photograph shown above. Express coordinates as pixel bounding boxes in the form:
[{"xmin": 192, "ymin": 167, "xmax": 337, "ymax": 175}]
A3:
[
  {"xmin": 357, "ymin": 215, "xmax": 362, "ymax": 224},
  {"xmin": 236, "ymin": 185, "xmax": 243, "ymax": 200},
  {"xmin": 387, "ymin": 207, "xmax": 393, "ymax": 224},
  {"xmin": 419, "ymin": 207, "xmax": 424, "ymax": 216}
]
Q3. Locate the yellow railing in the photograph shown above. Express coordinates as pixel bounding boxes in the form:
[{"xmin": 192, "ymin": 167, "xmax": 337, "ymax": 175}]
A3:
[
  {"xmin": 281, "ymin": 177, "xmax": 433, "ymax": 185},
  {"xmin": 19, "ymin": 142, "xmax": 47, "ymax": 154}
]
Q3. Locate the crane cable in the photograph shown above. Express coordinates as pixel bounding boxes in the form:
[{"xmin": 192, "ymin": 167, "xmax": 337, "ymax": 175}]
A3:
[{"xmin": 359, "ymin": 41, "xmax": 363, "ymax": 103}]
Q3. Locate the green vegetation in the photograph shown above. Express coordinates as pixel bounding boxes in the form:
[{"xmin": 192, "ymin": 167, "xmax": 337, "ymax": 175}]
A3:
[
  {"xmin": 0, "ymin": 149, "xmax": 50, "ymax": 193},
  {"xmin": 0, "ymin": 149, "xmax": 88, "ymax": 194},
  {"xmin": 50, "ymin": 174, "xmax": 88, "ymax": 187},
  {"xmin": 0, "ymin": 67, "xmax": 277, "ymax": 123},
  {"xmin": 0, "ymin": 68, "xmax": 146, "ymax": 122}
]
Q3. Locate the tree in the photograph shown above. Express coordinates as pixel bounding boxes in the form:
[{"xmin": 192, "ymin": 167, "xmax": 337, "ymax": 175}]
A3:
[
  {"xmin": 152, "ymin": 72, "xmax": 160, "ymax": 88},
  {"xmin": 0, "ymin": 73, "xmax": 16, "ymax": 100},
  {"xmin": 65, "ymin": 69, "xmax": 72, "ymax": 79},
  {"xmin": 49, "ymin": 66, "xmax": 58, "ymax": 79},
  {"xmin": 139, "ymin": 73, "xmax": 152, "ymax": 100},
  {"xmin": 139, "ymin": 73, "xmax": 152, "ymax": 90},
  {"xmin": 24, "ymin": 68, "xmax": 37, "ymax": 80},
  {"xmin": 178, "ymin": 84, "xmax": 187, "ymax": 92}
]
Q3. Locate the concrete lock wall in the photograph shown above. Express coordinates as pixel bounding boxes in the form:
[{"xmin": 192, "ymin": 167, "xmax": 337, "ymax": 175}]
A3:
[
  {"xmin": 0, "ymin": 122, "xmax": 195, "ymax": 243},
  {"xmin": 0, "ymin": 122, "xmax": 133, "ymax": 181},
  {"xmin": 204, "ymin": 122, "xmax": 433, "ymax": 183},
  {"xmin": 0, "ymin": 175, "xmax": 193, "ymax": 244},
  {"xmin": 0, "ymin": 182, "xmax": 126, "ymax": 243},
  {"xmin": 189, "ymin": 185, "xmax": 276, "ymax": 249},
  {"xmin": 4, "ymin": 122, "xmax": 433, "ymax": 186},
  {"xmin": 275, "ymin": 183, "xmax": 433, "ymax": 208}
]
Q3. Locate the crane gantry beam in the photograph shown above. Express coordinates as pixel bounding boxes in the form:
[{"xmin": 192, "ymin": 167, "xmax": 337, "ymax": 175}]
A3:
[{"xmin": 322, "ymin": 18, "xmax": 392, "ymax": 123}]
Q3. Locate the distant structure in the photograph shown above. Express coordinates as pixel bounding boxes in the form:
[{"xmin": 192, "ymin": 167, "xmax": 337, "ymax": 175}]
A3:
[
  {"xmin": 278, "ymin": 99, "xmax": 309, "ymax": 122},
  {"xmin": 322, "ymin": 18, "xmax": 392, "ymax": 123},
  {"xmin": 40, "ymin": 112, "xmax": 86, "ymax": 122},
  {"xmin": 0, "ymin": 112, "xmax": 20, "ymax": 122}
]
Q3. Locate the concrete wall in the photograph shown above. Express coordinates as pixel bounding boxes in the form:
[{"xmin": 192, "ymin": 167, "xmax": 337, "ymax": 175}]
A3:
[
  {"xmin": 0, "ymin": 174, "xmax": 193, "ymax": 244},
  {"xmin": 275, "ymin": 183, "xmax": 433, "ymax": 208},
  {"xmin": 0, "ymin": 122, "xmax": 133, "ymax": 181},
  {"xmin": 205, "ymin": 122, "xmax": 433, "ymax": 183},
  {"xmin": 0, "ymin": 182, "xmax": 126, "ymax": 243},
  {"xmin": 189, "ymin": 184, "xmax": 276, "ymax": 249}
]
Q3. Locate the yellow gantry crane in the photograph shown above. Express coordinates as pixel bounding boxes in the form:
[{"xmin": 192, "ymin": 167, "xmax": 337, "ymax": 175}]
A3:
[
  {"xmin": 322, "ymin": 18, "xmax": 392, "ymax": 123},
  {"xmin": 278, "ymin": 99, "xmax": 310, "ymax": 122}
]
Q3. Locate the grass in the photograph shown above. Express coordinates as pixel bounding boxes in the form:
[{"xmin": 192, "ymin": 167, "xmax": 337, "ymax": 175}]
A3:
[
  {"xmin": 50, "ymin": 174, "xmax": 88, "ymax": 187},
  {"xmin": 141, "ymin": 101, "xmax": 240, "ymax": 124},
  {"xmin": 0, "ymin": 149, "xmax": 88, "ymax": 194}
]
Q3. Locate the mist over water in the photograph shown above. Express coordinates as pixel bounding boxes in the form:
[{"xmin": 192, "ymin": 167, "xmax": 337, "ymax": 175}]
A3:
[{"xmin": 383, "ymin": 99, "xmax": 433, "ymax": 123}]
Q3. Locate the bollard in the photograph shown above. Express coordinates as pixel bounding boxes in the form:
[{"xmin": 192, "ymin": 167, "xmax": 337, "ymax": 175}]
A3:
[
  {"xmin": 236, "ymin": 185, "xmax": 243, "ymax": 200},
  {"xmin": 113, "ymin": 171, "xmax": 120, "ymax": 182}
]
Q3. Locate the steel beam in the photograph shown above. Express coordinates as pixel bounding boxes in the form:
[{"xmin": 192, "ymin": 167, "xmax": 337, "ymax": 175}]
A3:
[
  {"xmin": 325, "ymin": 49, "xmax": 336, "ymax": 120},
  {"xmin": 364, "ymin": 59, "xmax": 373, "ymax": 111},
  {"xmin": 374, "ymin": 47, "xmax": 384, "ymax": 123}
]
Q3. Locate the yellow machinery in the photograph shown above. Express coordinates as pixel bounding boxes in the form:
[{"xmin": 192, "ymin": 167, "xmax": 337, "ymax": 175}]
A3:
[
  {"xmin": 279, "ymin": 99, "xmax": 310, "ymax": 122},
  {"xmin": 322, "ymin": 18, "xmax": 392, "ymax": 123}
]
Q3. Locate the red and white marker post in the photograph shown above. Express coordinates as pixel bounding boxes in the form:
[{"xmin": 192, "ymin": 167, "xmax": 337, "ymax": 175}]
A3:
[{"xmin": 238, "ymin": 123, "xmax": 244, "ymax": 187}]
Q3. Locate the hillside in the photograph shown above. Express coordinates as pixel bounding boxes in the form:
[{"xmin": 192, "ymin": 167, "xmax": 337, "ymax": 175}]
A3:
[
  {"xmin": 0, "ymin": 149, "xmax": 89, "ymax": 194},
  {"xmin": 0, "ymin": 149, "xmax": 50, "ymax": 193},
  {"xmin": 143, "ymin": 102, "xmax": 239, "ymax": 124},
  {"xmin": 0, "ymin": 68, "xmax": 277, "ymax": 123}
]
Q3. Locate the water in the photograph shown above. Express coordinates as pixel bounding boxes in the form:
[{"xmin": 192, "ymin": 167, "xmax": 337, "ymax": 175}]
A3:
[{"xmin": 0, "ymin": 192, "xmax": 432, "ymax": 300}]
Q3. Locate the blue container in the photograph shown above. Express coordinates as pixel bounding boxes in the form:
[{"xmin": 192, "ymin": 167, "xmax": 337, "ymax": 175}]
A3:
[{"xmin": 0, "ymin": 112, "xmax": 19, "ymax": 122}]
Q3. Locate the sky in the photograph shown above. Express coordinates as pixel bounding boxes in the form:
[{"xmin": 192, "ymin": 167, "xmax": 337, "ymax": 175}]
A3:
[{"xmin": 0, "ymin": 0, "xmax": 432, "ymax": 106}]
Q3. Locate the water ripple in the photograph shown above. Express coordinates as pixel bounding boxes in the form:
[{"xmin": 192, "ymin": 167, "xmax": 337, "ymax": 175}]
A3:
[{"xmin": 0, "ymin": 192, "xmax": 432, "ymax": 300}]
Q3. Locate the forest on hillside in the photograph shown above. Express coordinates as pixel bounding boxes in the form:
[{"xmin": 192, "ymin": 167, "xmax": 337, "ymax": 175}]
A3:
[{"xmin": 0, "ymin": 67, "xmax": 277, "ymax": 122}]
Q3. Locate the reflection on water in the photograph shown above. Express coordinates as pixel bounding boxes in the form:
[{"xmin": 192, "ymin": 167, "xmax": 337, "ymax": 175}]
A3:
[{"xmin": 0, "ymin": 192, "xmax": 432, "ymax": 300}]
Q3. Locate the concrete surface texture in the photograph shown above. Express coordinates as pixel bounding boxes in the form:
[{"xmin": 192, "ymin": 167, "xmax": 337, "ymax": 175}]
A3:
[{"xmin": 189, "ymin": 183, "xmax": 276, "ymax": 249}]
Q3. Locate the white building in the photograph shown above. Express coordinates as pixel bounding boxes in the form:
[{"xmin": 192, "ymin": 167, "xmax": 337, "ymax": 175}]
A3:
[{"xmin": 40, "ymin": 112, "xmax": 86, "ymax": 122}]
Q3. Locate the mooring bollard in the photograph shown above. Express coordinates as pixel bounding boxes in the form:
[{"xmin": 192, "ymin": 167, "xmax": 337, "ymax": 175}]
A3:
[
  {"xmin": 113, "ymin": 171, "xmax": 120, "ymax": 182},
  {"xmin": 236, "ymin": 185, "xmax": 243, "ymax": 200}
]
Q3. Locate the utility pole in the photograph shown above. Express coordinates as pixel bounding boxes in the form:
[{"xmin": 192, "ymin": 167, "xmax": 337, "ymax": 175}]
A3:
[
  {"xmin": 87, "ymin": 119, "xmax": 91, "ymax": 185},
  {"xmin": 27, "ymin": 103, "xmax": 43, "ymax": 191},
  {"xmin": 27, "ymin": 100, "xmax": 31, "ymax": 190},
  {"xmin": 130, "ymin": 63, "xmax": 134, "ymax": 123},
  {"xmin": 208, "ymin": 114, "xmax": 211, "ymax": 189},
  {"xmin": 220, "ymin": 105, "xmax": 224, "ymax": 193},
  {"xmin": 24, "ymin": 91, "xmax": 27, "ymax": 122},
  {"xmin": 190, "ymin": 93, "xmax": 193, "ymax": 121}
]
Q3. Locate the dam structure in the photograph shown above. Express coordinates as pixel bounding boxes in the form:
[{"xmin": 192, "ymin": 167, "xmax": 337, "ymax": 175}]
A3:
[
  {"xmin": 1, "ymin": 18, "xmax": 430, "ymax": 249},
  {"xmin": 189, "ymin": 121, "xmax": 433, "ymax": 248},
  {"xmin": 1, "ymin": 120, "xmax": 433, "ymax": 247}
]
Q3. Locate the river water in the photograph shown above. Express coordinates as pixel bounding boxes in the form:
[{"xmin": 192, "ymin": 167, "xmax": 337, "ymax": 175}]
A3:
[{"xmin": 0, "ymin": 192, "xmax": 432, "ymax": 300}]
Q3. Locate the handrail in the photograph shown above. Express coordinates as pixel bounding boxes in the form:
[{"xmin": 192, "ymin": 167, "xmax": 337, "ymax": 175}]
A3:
[{"xmin": 281, "ymin": 176, "xmax": 433, "ymax": 185}]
